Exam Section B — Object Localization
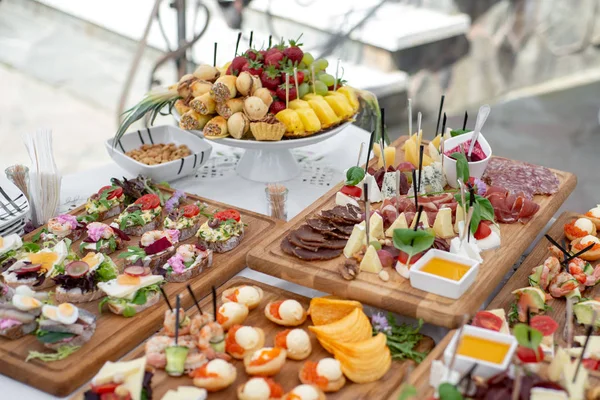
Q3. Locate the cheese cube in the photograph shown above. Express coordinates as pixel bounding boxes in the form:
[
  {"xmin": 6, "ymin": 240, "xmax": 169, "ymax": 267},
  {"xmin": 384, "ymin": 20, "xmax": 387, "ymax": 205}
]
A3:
[
  {"xmin": 359, "ymin": 245, "xmax": 383, "ymax": 273},
  {"xmin": 385, "ymin": 213, "xmax": 408, "ymax": 237},
  {"xmin": 343, "ymin": 224, "xmax": 366, "ymax": 258},
  {"xmin": 433, "ymin": 208, "xmax": 454, "ymax": 239}
]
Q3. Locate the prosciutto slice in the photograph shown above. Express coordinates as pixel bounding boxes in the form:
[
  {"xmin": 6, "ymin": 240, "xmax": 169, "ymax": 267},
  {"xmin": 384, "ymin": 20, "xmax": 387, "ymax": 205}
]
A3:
[{"xmin": 485, "ymin": 187, "xmax": 539, "ymax": 224}]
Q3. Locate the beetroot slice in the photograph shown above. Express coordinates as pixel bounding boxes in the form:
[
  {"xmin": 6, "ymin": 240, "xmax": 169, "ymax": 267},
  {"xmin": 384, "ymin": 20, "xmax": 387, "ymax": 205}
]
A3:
[
  {"xmin": 83, "ymin": 237, "xmax": 95, "ymax": 243},
  {"xmin": 144, "ymin": 237, "xmax": 172, "ymax": 255},
  {"xmin": 112, "ymin": 227, "xmax": 130, "ymax": 241}
]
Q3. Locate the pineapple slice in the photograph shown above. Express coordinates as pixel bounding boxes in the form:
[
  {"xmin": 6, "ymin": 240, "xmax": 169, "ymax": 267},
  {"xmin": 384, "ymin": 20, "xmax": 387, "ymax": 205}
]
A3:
[
  {"xmin": 308, "ymin": 98, "xmax": 341, "ymax": 128},
  {"xmin": 276, "ymin": 109, "xmax": 305, "ymax": 137},
  {"xmin": 324, "ymin": 94, "xmax": 354, "ymax": 119},
  {"xmin": 295, "ymin": 108, "xmax": 322, "ymax": 133},
  {"xmin": 302, "ymin": 93, "xmax": 321, "ymax": 101},
  {"xmin": 289, "ymin": 99, "xmax": 310, "ymax": 110},
  {"xmin": 337, "ymin": 86, "xmax": 360, "ymax": 113}
]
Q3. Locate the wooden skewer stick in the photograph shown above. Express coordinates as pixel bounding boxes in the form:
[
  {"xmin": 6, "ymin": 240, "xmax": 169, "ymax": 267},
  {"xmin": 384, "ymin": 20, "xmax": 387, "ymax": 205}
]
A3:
[
  {"xmin": 293, "ymin": 67, "xmax": 300, "ymax": 102},
  {"xmin": 174, "ymin": 295, "xmax": 181, "ymax": 346},
  {"xmin": 411, "ymin": 170, "xmax": 419, "ymax": 211},
  {"xmin": 446, "ymin": 314, "xmax": 470, "ymax": 381},
  {"xmin": 462, "ymin": 111, "xmax": 468, "ymax": 131},
  {"xmin": 187, "ymin": 284, "xmax": 203, "ymax": 315},
  {"xmin": 249, "ymin": 31, "xmax": 253, "ymax": 48},
  {"xmin": 159, "ymin": 287, "xmax": 173, "ymax": 311},
  {"xmin": 573, "ymin": 310, "xmax": 597, "ymax": 383},
  {"xmin": 408, "ymin": 98, "xmax": 412, "ymax": 137},
  {"xmin": 213, "ymin": 42, "xmax": 218, "ymax": 67},
  {"xmin": 417, "ymin": 112, "xmax": 422, "ymax": 139},
  {"xmin": 366, "ymin": 130, "xmax": 376, "ymax": 168},
  {"xmin": 268, "ymin": 35, "xmax": 272, "ymax": 48},
  {"xmin": 333, "ymin": 58, "xmax": 341, "ymax": 91},
  {"xmin": 311, "ymin": 65, "xmax": 316, "ymax": 95},
  {"xmin": 235, "ymin": 32, "xmax": 242, "ymax": 57},
  {"xmin": 441, "ymin": 113, "xmax": 447, "ymax": 138},
  {"xmin": 285, "ymin": 73, "xmax": 290, "ymax": 109},
  {"xmin": 364, "ymin": 182, "xmax": 370, "ymax": 245},
  {"xmin": 417, "ymin": 145, "xmax": 424, "ymax": 193},
  {"xmin": 435, "ymin": 94, "xmax": 445, "ymax": 137},
  {"xmin": 511, "ymin": 365, "xmax": 521, "ymax": 400},
  {"xmin": 356, "ymin": 142, "xmax": 365, "ymax": 167}
]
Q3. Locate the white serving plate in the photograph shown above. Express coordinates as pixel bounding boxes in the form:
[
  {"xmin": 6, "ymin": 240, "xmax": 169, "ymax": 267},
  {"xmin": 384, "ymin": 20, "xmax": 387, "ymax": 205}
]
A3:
[
  {"xmin": 409, "ymin": 249, "xmax": 479, "ymax": 299},
  {"xmin": 105, "ymin": 125, "xmax": 212, "ymax": 183},
  {"xmin": 442, "ymin": 131, "xmax": 492, "ymax": 188},
  {"xmin": 443, "ymin": 325, "xmax": 517, "ymax": 379}
]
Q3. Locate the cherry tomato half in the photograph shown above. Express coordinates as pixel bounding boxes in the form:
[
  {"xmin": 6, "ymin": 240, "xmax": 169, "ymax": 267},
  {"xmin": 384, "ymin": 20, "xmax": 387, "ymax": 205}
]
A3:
[
  {"xmin": 472, "ymin": 311, "xmax": 502, "ymax": 332},
  {"xmin": 397, "ymin": 250, "xmax": 424, "ymax": 266},
  {"xmin": 340, "ymin": 185, "xmax": 362, "ymax": 198},
  {"xmin": 474, "ymin": 221, "xmax": 492, "ymax": 240},
  {"xmin": 516, "ymin": 345, "xmax": 544, "ymax": 363},
  {"xmin": 214, "ymin": 209, "xmax": 241, "ymax": 222},
  {"xmin": 134, "ymin": 194, "xmax": 160, "ymax": 210},
  {"xmin": 583, "ymin": 358, "xmax": 600, "ymax": 371},
  {"xmin": 530, "ymin": 315, "xmax": 559, "ymax": 336},
  {"xmin": 98, "ymin": 186, "xmax": 123, "ymax": 200},
  {"xmin": 182, "ymin": 204, "xmax": 200, "ymax": 218},
  {"xmin": 91, "ymin": 383, "xmax": 118, "ymax": 394}
]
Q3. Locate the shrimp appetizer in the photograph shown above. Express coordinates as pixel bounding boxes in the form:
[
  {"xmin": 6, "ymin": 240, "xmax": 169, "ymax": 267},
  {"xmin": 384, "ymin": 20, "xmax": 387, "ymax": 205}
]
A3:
[
  {"xmin": 162, "ymin": 244, "xmax": 213, "ymax": 283},
  {"xmin": 195, "ymin": 320, "xmax": 228, "ymax": 358},
  {"xmin": 237, "ymin": 377, "xmax": 284, "ymax": 400},
  {"xmin": 274, "ymin": 328, "xmax": 312, "ymax": 360},
  {"xmin": 47, "ymin": 214, "xmax": 83, "ymax": 241},
  {"xmin": 190, "ymin": 359, "xmax": 237, "ymax": 392},
  {"xmin": 225, "ymin": 325, "xmax": 265, "ymax": 359},
  {"xmin": 79, "ymin": 222, "xmax": 129, "ymax": 256},
  {"xmin": 571, "ymin": 235, "xmax": 600, "ymax": 261},
  {"xmin": 217, "ymin": 301, "xmax": 249, "ymax": 330},
  {"xmin": 564, "ymin": 217, "xmax": 596, "ymax": 241},
  {"xmin": 243, "ymin": 347, "xmax": 287, "ymax": 377},
  {"xmin": 222, "ymin": 285, "xmax": 264, "ymax": 310},
  {"xmin": 282, "ymin": 384, "xmax": 326, "ymax": 400},
  {"xmin": 264, "ymin": 299, "xmax": 307, "ymax": 327},
  {"xmin": 299, "ymin": 358, "xmax": 346, "ymax": 393},
  {"xmin": 163, "ymin": 308, "xmax": 193, "ymax": 337},
  {"xmin": 164, "ymin": 203, "xmax": 203, "ymax": 241},
  {"xmin": 145, "ymin": 334, "xmax": 203, "ymax": 372},
  {"xmin": 119, "ymin": 229, "xmax": 180, "ymax": 270}
]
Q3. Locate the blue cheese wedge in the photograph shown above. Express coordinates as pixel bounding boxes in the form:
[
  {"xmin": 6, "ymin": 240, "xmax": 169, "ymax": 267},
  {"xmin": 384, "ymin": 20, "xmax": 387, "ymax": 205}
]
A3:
[
  {"xmin": 416, "ymin": 162, "xmax": 445, "ymax": 194},
  {"xmin": 381, "ymin": 171, "xmax": 399, "ymax": 199}
]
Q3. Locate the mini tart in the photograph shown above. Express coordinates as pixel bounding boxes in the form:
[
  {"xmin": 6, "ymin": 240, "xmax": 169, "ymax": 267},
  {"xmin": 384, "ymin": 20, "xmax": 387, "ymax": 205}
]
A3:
[
  {"xmin": 299, "ymin": 359, "xmax": 346, "ymax": 393},
  {"xmin": 265, "ymin": 300, "xmax": 307, "ymax": 327},
  {"xmin": 244, "ymin": 347, "xmax": 287, "ymax": 377},
  {"xmin": 571, "ymin": 235, "xmax": 600, "ymax": 261},
  {"xmin": 191, "ymin": 359, "xmax": 237, "ymax": 392},
  {"xmin": 564, "ymin": 217, "xmax": 597, "ymax": 241},
  {"xmin": 222, "ymin": 285, "xmax": 264, "ymax": 310},
  {"xmin": 250, "ymin": 115, "xmax": 286, "ymax": 141},
  {"xmin": 237, "ymin": 377, "xmax": 284, "ymax": 400},
  {"xmin": 282, "ymin": 384, "xmax": 326, "ymax": 400},
  {"xmin": 274, "ymin": 329, "xmax": 312, "ymax": 360},
  {"xmin": 226, "ymin": 325, "xmax": 266, "ymax": 360},
  {"xmin": 217, "ymin": 301, "xmax": 249, "ymax": 331},
  {"xmin": 585, "ymin": 206, "xmax": 600, "ymax": 230}
]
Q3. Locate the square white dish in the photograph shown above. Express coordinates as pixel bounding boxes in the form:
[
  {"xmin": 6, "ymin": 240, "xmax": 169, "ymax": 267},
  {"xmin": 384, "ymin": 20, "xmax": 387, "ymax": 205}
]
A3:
[
  {"xmin": 443, "ymin": 325, "xmax": 517, "ymax": 379},
  {"xmin": 105, "ymin": 125, "xmax": 212, "ymax": 183},
  {"xmin": 409, "ymin": 249, "xmax": 479, "ymax": 299},
  {"xmin": 442, "ymin": 131, "xmax": 492, "ymax": 188}
]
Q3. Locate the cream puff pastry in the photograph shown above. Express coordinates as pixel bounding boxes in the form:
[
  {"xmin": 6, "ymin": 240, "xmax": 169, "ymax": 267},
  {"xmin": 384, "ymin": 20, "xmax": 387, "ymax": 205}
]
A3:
[
  {"xmin": 299, "ymin": 358, "xmax": 346, "ymax": 393},
  {"xmin": 237, "ymin": 377, "xmax": 284, "ymax": 400},
  {"xmin": 274, "ymin": 328, "xmax": 312, "ymax": 360},
  {"xmin": 264, "ymin": 299, "xmax": 307, "ymax": 327},
  {"xmin": 222, "ymin": 285, "xmax": 264, "ymax": 310},
  {"xmin": 217, "ymin": 301, "xmax": 249, "ymax": 330},
  {"xmin": 226, "ymin": 325, "xmax": 266, "ymax": 359},
  {"xmin": 282, "ymin": 384, "xmax": 326, "ymax": 400},
  {"xmin": 191, "ymin": 359, "xmax": 237, "ymax": 392},
  {"xmin": 244, "ymin": 347, "xmax": 287, "ymax": 376}
]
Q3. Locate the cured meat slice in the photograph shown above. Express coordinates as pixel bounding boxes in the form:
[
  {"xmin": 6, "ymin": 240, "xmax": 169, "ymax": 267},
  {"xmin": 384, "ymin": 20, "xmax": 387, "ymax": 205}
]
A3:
[
  {"xmin": 305, "ymin": 218, "xmax": 336, "ymax": 232},
  {"xmin": 482, "ymin": 157, "xmax": 559, "ymax": 199},
  {"xmin": 320, "ymin": 209, "xmax": 349, "ymax": 224},
  {"xmin": 291, "ymin": 246, "xmax": 343, "ymax": 261},
  {"xmin": 317, "ymin": 239, "xmax": 348, "ymax": 250},
  {"xmin": 281, "ymin": 237, "xmax": 296, "ymax": 256},
  {"xmin": 330, "ymin": 222, "xmax": 353, "ymax": 235},
  {"xmin": 288, "ymin": 231, "xmax": 320, "ymax": 252},
  {"xmin": 485, "ymin": 187, "xmax": 540, "ymax": 224},
  {"xmin": 324, "ymin": 230, "xmax": 350, "ymax": 240},
  {"xmin": 294, "ymin": 225, "xmax": 326, "ymax": 243}
]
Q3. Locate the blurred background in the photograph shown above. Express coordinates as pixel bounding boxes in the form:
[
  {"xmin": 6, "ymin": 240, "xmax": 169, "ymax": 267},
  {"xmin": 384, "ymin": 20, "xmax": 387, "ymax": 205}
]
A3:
[{"xmin": 0, "ymin": 0, "xmax": 599, "ymax": 210}]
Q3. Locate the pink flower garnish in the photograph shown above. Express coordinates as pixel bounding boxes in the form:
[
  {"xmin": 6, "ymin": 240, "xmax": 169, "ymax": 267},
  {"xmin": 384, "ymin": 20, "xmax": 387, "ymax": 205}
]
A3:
[
  {"xmin": 87, "ymin": 222, "xmax": 112, "ymax": 242},
  {"xmin": 0, "ymin": 319, "xmax": 21, "ymax": 330},
  {"xmin": 55, "ymin": 214, "xmax": 78, "ymax": 230},
  {"xmin": 167, "ymin": 254, "xmax": 186, "ymax": 274},
  {"xmin": 166, "ymin": 229, "xmax": 180, "ymax": 244}
]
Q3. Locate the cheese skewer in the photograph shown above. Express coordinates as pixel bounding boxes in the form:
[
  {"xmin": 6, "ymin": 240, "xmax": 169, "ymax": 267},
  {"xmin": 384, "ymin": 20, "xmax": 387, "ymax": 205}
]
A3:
[
  {"xmin": 364, "ymin": 182, "xmax": 370, "ymax": 246},
  {"xmin": 573, "ymin": 310, "xmax": 597, "ymax": 383}
]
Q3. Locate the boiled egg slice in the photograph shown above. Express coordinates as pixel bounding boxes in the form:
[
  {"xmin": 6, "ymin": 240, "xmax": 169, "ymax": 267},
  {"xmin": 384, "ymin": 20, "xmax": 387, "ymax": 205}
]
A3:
[
  {"xmin": 12, "ymin": 294, "xmax": 42, "ymax": 311},
  {"xmin": 56, "ymin": 303, "xmax": 79, "ymax": 325},
  {"xmin": 81, "ymin": 252, "xmax": 104, "ymax": 271},
  {"xmin": 0, "ymin": 234, "xmax": 22, "ymax": 256},
  {"xmin": 42, "ymin": 305, "xmax": 59, "ymax": 320}
]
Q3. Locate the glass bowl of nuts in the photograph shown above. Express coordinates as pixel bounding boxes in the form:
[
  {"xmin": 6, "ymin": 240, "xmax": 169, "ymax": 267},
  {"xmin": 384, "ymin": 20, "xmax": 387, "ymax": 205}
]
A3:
[{"xmin": 104, "ymin": 125, "xmax": 212, "ymax": 182}]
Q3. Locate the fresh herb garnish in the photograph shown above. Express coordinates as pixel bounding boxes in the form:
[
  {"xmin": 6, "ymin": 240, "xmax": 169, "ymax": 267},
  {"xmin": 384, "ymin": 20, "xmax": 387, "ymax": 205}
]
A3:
[
  {"xmin": 392, "ymin": 228, "xmax": 435, "ymax": 265},
  {"xmin": 345, "ymin": 166, "xmax": 365, "ymax": 186},
  {"xmin": 438, "ymin": 383, "xmax": 464, "ymax": 400},
  {"xmin": 513, "ymin": 323, "xmax": 543, "ymax": 349},
  {"xmin": 372, "ymin": 313, "xmax": 428, "ymax": 363},
  {"xmin": 450, "ymin": 129, "xmax": 469, "ymax": 137},
  {"xmin": 96, "ymin": 258, "xmax": 118, "ymax": 282},
  {"xmin": 450, "ymin": 152, "xmax": 470, "ymax": 184},
  {"xmin": 117, "ymin": 246, "xmax": 147, "ymax": 262},
  {"xmin": 454, "ymin": 193, "xmax": 495, "ymax": 234},
  {"xmin": 119, "ymin": 210, "xmax": 146, "ymax": 229},
  {"xmin": 36, "ymin": 331, "xmax": 75, "ymax": 344},
  {"xmin": 31, "ymin": 228, "xmax": 48, "ymax": 243},
  {"xmin": 77, "ymin": 213, "xmax": 98, "ymax": 223},
  {"xmin": 508, "ymin": 302, "xmax": 519, "ymax": 324},
  {"xmin": 26, "ymin": 345, "xmax": 80, "ymax": 362},
  {"xmin": 22, "ymin": 242, "xmax": 40, "ymax": 253},
  {"xmin": 108, "ymin": 236, "xmax": 117, "ymax": 252}
]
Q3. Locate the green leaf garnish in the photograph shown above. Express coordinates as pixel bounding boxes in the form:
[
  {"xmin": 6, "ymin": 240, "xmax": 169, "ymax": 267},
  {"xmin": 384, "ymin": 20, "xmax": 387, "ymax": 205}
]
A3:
[
  {"xmin": 450, "ymin": 129, "xmax": 469, "ymax": 137},
  {"xmin": 123, "ymin": 305, "xmax": 136, "ymax": 318},
  {"xmin": 26, "ymin": 345, "xmax": 80, "ymax": 362},
  {"xmin": 513, "ymin": 323, "xmax": 543, "ymax": 349},
  {"xmin": 397, "ymin": 385, "xmax": 417, "ymax": 400},
  {"xmin": 345, "ymin": 166, "xmax": 365, "ymax": 186},
  {"xmin": 31, "ymin": 228, "xmax": 48, "ymax": 243},
  {"xmin": 393, "ymin": 229, "xmax": 435, "ymax": 260},
  {"xmin": 450, "ymin": 152, "xmax": 469, "ymax": 184},
  {"xmin": 22, "ymin": 242, "xmax": 40, "ymax": 253},
  {"xmin": 438, "ymin": 383, "xmax": 464, "ymax": 400}
]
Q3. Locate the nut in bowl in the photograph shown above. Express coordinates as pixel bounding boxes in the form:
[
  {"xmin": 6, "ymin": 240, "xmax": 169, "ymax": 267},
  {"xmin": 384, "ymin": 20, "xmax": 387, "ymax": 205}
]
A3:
[{"xmin": 106, "ymin": 125, "xmax": 212, "ymax": 183}]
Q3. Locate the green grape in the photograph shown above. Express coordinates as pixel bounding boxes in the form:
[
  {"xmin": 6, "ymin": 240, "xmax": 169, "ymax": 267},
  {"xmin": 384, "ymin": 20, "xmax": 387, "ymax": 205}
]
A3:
[
  {"xmin": 314, "ymin": 80, "xmax": 328, "ymax": 96},
  {"xmin": 369, "ymin": 241, "xmax": 382, "ymax": 250},
  {"xmin": 298, "ymin": 62, "xmax": 306, "ymax": 70},
  {"xmin": 312, "ymin": 58, "xmax": 329, "ymax": 71},
  {"xmin": 318, "ymin": 73, "xmax": 335, "ymax": 87},
  {"xmin": 301, "ymin": 52, "xmax": 314, "ymax": 66},
  {"xmin": 298, "ymin": 82, "xmax": 310, "ymax": 99}
]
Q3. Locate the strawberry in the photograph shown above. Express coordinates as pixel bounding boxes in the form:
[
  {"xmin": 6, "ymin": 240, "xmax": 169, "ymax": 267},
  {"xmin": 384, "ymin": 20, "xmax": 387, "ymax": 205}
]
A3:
[
  {"xmin": 283, "ymin": 35, "xmax": 304, "ymax": 65},
  {"xmin": 229, "ymin": 56, "xmax": 248, "ymax": 76},
  {"xmin": 260, "ymin": 65, "xmax": 281, "ymax": 90},
  {"xmin": 275, "ymin": 84, "xmax": 297, "ymax": 101},
  {"xmin": 292, "ymin": 70, "xmax": 305, "ymax": 85},
  {"xmin": 245, "ymin": 49, "xmax": 263, "ymax": 62},
  {"xmin": 269, "ymin": 101, "xmax": 286, "ymax": 115},
  {"xmin": 265, "ymin": 51, "xmax": 285, "ymax": 67},
  {"xmin": 241, "ymin": 59, "xmax": 264, "ymax": 76}
]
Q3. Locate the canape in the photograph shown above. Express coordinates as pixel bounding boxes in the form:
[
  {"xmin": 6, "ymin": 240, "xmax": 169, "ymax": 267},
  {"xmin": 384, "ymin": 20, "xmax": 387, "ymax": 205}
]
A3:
[
  {"xmin": 0, "ymin": 233, "xmax": 24, "ymax": 271},
  {"xmin": 85, "ymin": 356, "xmax": 154, "ymax": 400},
  {"xmin": 47, "ymin": 214, "xmax": 83, "ymax": 241},
  {"xmin": 196, "ymin": 209, "xmax": 245, "ymax": 253},
  {"xmin": 282, "ymin": 384, "xmax": 326, "ymax": 400},
  {"xmin": 571, "ymin": 235, "xmax": 600, "ymax": 261},
  {"xmin": 299, "ymin": 358, "xmax": 346, "ymax": 393},
  {"xmin": 222, "ymin": 285, "xmax": 264, "ymax": 310},
  {"xmin": 112, "ymin": 193, "xmax": 162, "ymax": 236},
  {"xmin": 119, "ymin": 229, "xmax": 179, "ymax": 271},
  {"xmin": 161, "ymin": 244, "xmax": 213, "ymax": 283},
  {"xmin": 164, "ymin": 202, "xmax": 204, "ymax": 241},
  {"xmin": 237, "ymin": 377, "xmax": 284, "ymax": 400},
  {"xmin": 79, "ymin": 222, "xmax": 129, "ymax": 256},
  {"xmin": 85, "ymin": 185, "xmax": 126, "ymax": 220},
  {"xmin": 98, "ymin": 269, "xmax": 164, "ymax": 317},
  {"xmin": 36, "ymin": 302, "xmax": 97, "ymax": 350},
  {"xmin": 191, "ymin": 359, "xmax": 237, "ymax": 392},
  {"xmin": 217, "ymin": 301, "xmax": 249, "ymax": 330},
  {"xmin": 163, "ymin": 386, "xmax": 208, "ymax": 400},
  {"xmin": 53, "ymin": 252, "xmax": 119, "ymax": 303},
  {"xmin": 585, "ymin": 204, "xmax": 600, "ymax": 230},
  {"xmin": 225, "ymin": 325, "xmax": 265, "ymax": 359},
  {"xmin": 2, "ymin": 240, "xmax": 69, "ymax": 291},
  {"xmin": 264, "ymin": 299, "xmax": 307, "ymax": 327},
  {"xmin": 243, "ymin": 347, "xmax": 287, "ymax": 376},
  {"xmin": 274, "ymin": 328, "xmax": 312, "ymax": 360},
  {"xmin": 564, "ymin": 217, "xmax": 596, "ymax": 241},
  {"xmin": 0, "ymin": 286, "xmax": 47, "ymax": 339}
]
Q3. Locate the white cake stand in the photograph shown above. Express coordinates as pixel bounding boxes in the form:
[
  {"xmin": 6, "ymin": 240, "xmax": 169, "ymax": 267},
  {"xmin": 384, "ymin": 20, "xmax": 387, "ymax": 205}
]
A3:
[{"xmin": 173, "ymin": 110, "xmax": 352, "ymax": 182}]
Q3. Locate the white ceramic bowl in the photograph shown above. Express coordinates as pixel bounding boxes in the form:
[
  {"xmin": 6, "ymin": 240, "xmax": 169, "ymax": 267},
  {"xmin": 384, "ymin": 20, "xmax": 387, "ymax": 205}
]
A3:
[
  {"xmin": 443, "ymin": 325, "xmax": 517, "ymax": 379},
  {"xmin": 409, "ymin": 249, "xmax": 479, "ymax": 299},
  {"xmin": 105, "ymin": 125, "xmax": 212, "ymax": 183},
  {"xmin": 442, "ymin": 131, "xmax": 492, "ymax": 188}
]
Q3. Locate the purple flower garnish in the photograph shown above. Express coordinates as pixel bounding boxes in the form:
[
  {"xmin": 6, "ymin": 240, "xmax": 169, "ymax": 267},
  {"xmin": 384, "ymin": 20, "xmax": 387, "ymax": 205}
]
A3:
[
  {"xmin": 165, "ymin": 190, "xmax": 186, "ymax": 213},
  {"xmin": 371, "ymin": 312, "xmax": 391, "ymax": 334},
  {"xmin": 473, "ymin": 178, "xmax": 487, "ymax": 196}
]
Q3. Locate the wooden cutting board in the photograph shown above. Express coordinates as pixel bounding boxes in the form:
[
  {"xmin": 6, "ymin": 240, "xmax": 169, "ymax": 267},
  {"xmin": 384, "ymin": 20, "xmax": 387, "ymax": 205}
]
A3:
[
  {"xmin": 247, "ymin": 135, "xmax": 577, "ymax": 328},
  {"xmin": 71, "ymin": 276, "xmax": 435, "ymax": 400},
  {"xmin": 0, "ymin": 188, "xmax": 279, "ymax": 396}
]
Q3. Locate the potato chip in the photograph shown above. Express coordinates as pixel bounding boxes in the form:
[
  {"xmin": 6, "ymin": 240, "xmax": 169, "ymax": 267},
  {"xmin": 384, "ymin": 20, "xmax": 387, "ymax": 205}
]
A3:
[{"xmin": 308, "ymin": 297, "xmax": 363, "ymax": 326}]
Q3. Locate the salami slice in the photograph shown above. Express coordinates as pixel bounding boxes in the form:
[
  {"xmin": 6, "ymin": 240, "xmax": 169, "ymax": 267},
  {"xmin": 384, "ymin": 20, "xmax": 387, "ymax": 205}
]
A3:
[{"xmin": 482, "ymin": 157, "xmax": 559, "ymax": 199}]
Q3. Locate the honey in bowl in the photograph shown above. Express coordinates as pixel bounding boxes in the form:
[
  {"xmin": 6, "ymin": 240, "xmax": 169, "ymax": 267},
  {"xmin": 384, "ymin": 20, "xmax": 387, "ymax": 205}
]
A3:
[
  {"xmin": 457, "ymin": 335, "xmax": 510, "ymax": 364},
  {"xmin": 419, "ymin": 257, "xmax": 470, "ymax": 281}
]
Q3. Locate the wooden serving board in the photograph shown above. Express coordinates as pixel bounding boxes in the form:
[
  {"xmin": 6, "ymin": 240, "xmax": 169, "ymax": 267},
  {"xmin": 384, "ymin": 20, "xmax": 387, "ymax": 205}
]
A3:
[
  {"xmin": 247, "ymin": 135, "xmax": 577, "ymax": 328},
  {"xmin": 0, "ymin": 188, "xmax": 279, "ymax": 396},
  {"xmin": 72, "ymin": 276, "xmax": 435, "ymax": 400}
]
